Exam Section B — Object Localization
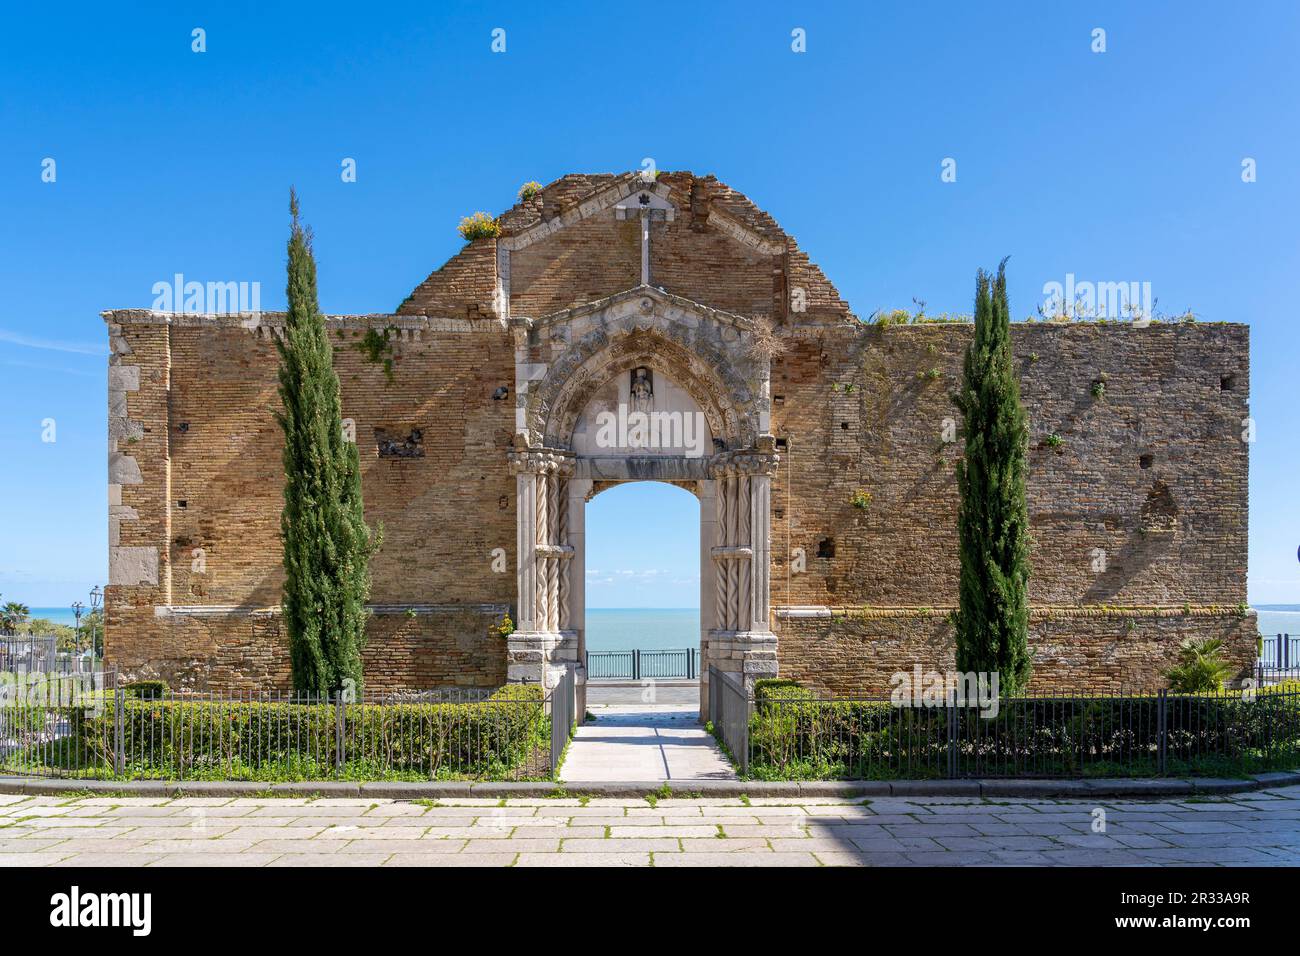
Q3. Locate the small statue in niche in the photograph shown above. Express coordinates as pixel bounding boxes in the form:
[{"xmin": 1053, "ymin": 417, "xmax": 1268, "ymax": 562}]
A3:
[{"xmin": 630, "ymin": 366, "xmax": 653, "ymax": 412}]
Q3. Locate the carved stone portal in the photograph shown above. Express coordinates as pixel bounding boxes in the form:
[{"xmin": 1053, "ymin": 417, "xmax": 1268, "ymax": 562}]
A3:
[
  {"xmin": 509, "ymin": 289, "xmax": 777, "ymax": 718},
  {"xmin": 506, "ymin": 447, "xmax": 577, "ymax": 688}
]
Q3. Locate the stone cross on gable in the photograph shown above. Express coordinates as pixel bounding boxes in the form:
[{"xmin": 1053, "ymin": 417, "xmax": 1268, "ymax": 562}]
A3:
[{"xmin": 614, "ymin": 187, "xmax": 676, "ymax": 285}]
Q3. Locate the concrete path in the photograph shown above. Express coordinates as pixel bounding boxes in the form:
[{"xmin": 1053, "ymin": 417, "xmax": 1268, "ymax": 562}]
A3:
[
  {"xmin": 560, "ymin": 705, "xmax": 735, "ymax": 782},
  {"xmin": 587, "ymin": 683, "xmax": 698, "ymax": 707},
  {"xmin": 1, "ymin": 785, "xmax": 1298, "ymax": 867}
]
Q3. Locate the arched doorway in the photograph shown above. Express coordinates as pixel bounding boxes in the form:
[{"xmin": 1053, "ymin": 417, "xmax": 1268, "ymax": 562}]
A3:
[
  {"xmin": 583, "ymin": 481, "xmax": 700, "ymax": 712},
  {"xmin": 506, "ymin": 288, "xmax": 780, "ymax": 719}
]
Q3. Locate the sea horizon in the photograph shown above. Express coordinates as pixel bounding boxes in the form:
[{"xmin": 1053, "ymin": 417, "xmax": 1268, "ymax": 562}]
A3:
[{"xmin": 17, "ymin": 605, "xmax": 1299, "ymax": 647}]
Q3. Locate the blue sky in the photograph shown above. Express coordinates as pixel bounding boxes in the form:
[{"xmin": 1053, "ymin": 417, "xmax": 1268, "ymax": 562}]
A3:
[{"xmin": 1, "ymin": 0, "xmax": 1296, "ymax": 609}]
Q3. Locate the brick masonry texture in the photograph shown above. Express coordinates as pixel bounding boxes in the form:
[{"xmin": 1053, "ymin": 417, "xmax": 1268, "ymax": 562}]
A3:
[
  {"xmin": 102, "ymin": 172, "xmax": 1252, "ymax": 693},
  {"xmin": 770, "ymin": 321, "xmax": 1250, "ymax": 609},
  {"xmin": 777, "ymin": 609, "xmax": 1257, "ymax": 695}
]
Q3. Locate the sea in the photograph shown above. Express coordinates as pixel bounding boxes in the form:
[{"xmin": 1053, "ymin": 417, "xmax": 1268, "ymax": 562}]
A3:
[
  {"xmin": 1253, "ymin": 605, "xmax": 1300, "ymax": 639},
  {"xmin": 22, "ymin": 605, "xmax": 1300, "ymax": 648},
  {"xmin": 585, "ymin": 608, "xmax": 699, "ymax": 652},
  {"xmin": 22, "ymin": 605, "xmax": 704, "ymax": 651},
  {"xmin": 24, "ymin": 608, "xmax": 97, "ymax": 628}
]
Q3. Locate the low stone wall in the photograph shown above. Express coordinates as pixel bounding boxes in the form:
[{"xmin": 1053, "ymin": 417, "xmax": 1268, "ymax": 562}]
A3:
[
  {"xmin": 774, "ymin": 607, "xmax": 1258, "ymax": 695},
  {"xmin": 105, "ymin": 606, "xmax": 509, "ymax": 693}
]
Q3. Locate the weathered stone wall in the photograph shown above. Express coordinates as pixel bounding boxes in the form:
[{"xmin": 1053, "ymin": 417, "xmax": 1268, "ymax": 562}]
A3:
[
  {"xmin": 104, "ymin": 312, "xmax": 518, "ymax": 690},
  {"xmin": 103, "ymin": 172, "xmax": 1251, "ymax": 695},
  {"xmin": 770, "ymin": 322, "xmax": 1250, "ymax": 609},
  {"xmin": 767, "ymin": 320, "xmax": 1251, "ymax": 691},
  {"xmin": 776, "ymin": 608, "xmax": 1258, "ymax": 695},
  {"xmin": 105, "ymin": 606, "xmax": 507, "ymax": 693}
]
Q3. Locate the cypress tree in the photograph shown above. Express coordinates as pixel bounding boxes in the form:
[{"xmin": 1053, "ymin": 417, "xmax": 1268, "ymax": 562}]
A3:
[
  {"xmin": 277, "ymin": 190, "xmax": 377, "ymax": 696},
  {"xmin": 953, "ymin": 259, "xmax": 1032, "ymax": 694}
]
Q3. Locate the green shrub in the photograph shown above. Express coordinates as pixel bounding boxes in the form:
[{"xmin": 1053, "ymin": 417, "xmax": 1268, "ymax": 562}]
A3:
[
  {"xmin": 50, "ymin": 686, "xmax": 548, "ymax": 782},
  {"xmin": 747, "ymin": 687, "xmax": 1300, "ymax": 781},
  {"xmin": 1165, "ymin": 637, "xmax": 1234, "ymax": 693},
  {"xmin": 753, "ymin": 678, "xmax": 805, "ymax": 702},
  {"xmin": 124, "ymin": 680, "xmax": 166, "ymax": 699},
  {"xmin": 517, "ymin": 181, "xmax": 542, "ymax": 201}
]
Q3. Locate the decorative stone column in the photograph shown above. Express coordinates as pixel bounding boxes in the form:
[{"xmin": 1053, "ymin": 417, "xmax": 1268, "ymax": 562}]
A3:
[
  {"xmin": 507, "ymin": 446, "xmax": 577, "ymax": 688},
  {"xmin": 567, "ymin": 477, "xmax": 593, "ymax": 717},
  {"xmin": 702, "ymin": 438, "xmax": 780, "ymax": 718}
]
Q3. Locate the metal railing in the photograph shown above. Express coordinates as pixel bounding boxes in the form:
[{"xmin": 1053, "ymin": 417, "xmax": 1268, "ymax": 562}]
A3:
[
  {"xmin": 707, "ymin": 665, "xmax": 749, "ymax": 775},
  {"xmin": 0, "ymin": 635, "xmax": 92, "ymax": 674},
  {"xmin": 0, "ymin": 671, "xmax": 560, "ymax": 782},
  {"xmin": 586, "ymin": 648, "xmax": 697, "ymax": 680},
  {"xmin": 549, "ymin": 666, "xmax": 576, "ymax": 773},
  {"xmin": 736, "ymin": 683, "xmax": 1300, "ymax": 781},
  {"xmin": 1260, "ymin": 633, "xmax": 1299, "ymax": 668}
]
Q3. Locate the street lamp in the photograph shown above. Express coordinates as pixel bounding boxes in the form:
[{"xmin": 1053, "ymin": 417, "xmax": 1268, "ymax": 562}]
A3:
[
  {"xmin": 71, "ymin": 601, "xmax": 84, "ymax": 662},
  {"xmin": 90, "ymin": 586, "xmax": 103, "ymax": 663}
]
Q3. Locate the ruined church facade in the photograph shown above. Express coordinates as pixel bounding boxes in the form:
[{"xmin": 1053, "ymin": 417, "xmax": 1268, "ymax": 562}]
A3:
[{"xmin": 102, "ymin": 172, "xmax": 1254, "ymax": 707}]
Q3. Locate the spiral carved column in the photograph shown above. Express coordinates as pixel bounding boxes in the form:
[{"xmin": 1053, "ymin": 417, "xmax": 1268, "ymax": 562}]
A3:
[
  {"xmin": 703, "ymin": 442, "xmax": 780, "ymax": 718},
  {"xmin": 507, "ymin": 447, "xmax": 575, "ymax": 687}
]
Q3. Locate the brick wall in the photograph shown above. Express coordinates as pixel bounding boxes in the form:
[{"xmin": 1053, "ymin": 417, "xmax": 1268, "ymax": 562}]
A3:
[
  {"xmin": 105, "ymin": 606, "xmax": 507, "ymax": 693},
  {"xmin": 102, "ymin": 173, "xmax": 1251, "ymax": 695},
  {"xmin": 777, "ymin": 608, "xmax": 1258, "ymax": 695},
  {"xmin": 771, "ymin": 322, "xmax": 1249, "ymax": 609},
  {"xmin": 104, "ymin": 313, "xmax": 518, "ymax": 690}
]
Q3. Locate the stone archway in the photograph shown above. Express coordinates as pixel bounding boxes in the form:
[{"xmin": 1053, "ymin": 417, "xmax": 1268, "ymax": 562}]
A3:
[{"xmin": 506, "ymin": 289, "xmax": 779, "ymax": 719}]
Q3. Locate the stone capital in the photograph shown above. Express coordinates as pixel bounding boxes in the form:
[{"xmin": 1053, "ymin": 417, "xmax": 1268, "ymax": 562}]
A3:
[
  {"xmin": 707, "ymin": 448, "xmax": 780, "ymax": 478},
  {"xmin": 508, "ymin": 446, "xmax": 576, "ymax": 476}
]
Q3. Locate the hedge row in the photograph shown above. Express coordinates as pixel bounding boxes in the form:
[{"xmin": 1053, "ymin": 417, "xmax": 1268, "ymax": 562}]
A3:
[
  {"xmin": 5, "ymin": 685, "xmax": 550, "ymax": 782},
  {"xmin": 748, "ymin": 683, "xmax": 1300, "ymax": 780}
]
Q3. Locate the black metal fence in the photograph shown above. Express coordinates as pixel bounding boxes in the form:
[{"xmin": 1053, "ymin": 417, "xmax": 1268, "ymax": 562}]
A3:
[
  {"xmin": 0, "ymin": 671, "xmax": 567, "ymax": 782},
  {"xmin": 549, "ymin": 666, "xmax": 576, "ymax": 772},
  {"xmin": 708, "ymin": 666, "xmax": 750, "ymax": 775},
  {"xmin": 716, "ymin": 680, "xmax": 1300, "ymax": 781},
  {"xmin": 586, "ymin": 648, "xmax": 697, "ymax": 681}
]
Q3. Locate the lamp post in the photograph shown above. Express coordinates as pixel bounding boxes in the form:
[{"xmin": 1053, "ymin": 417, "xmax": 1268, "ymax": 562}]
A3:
[
  {"xmin": 90, "ymin": 586, "xmax": 103, "ymax": 664},
  {"xmin": 71, "ymin": 601, "xmax": 84, "ymax": 664}
]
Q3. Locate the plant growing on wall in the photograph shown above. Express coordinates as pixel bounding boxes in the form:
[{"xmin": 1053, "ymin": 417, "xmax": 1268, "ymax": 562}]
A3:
[
  {"xmin": 458, "ymin": 211, "xmax": 500, "ymax": 241},
  {"xmin": 953, "ymin": 259, "xmax": 1032, "ymax": 694},
  {"xmin": 745, "ymin": 316, "xmax": 787, "ymax": 361},
  {"xmin": 355, "ymin": 326, "xmax": 397, "ymax": 383},
  {"xmin": 517, "ymin": 181, "xmax": 542, "ymax": 201},
  {"xmin": 850, "ymin": 489, "xmax": 872, "ymax": 510},
  {"xmin": 277, "ymin": 190, "xmax": 380, "ymax": 697}
]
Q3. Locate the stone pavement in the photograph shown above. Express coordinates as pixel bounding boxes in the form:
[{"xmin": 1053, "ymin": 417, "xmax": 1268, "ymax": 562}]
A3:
[
  {"xmin": 586, "ymin": 683, "xmax": 699, "ymax": 707},
  {"xmin": 560, "ymin": 705, "xmax": 735, "ymax": 782},
  {"xmin": 1, "ymin": 784, "xmax": 1297, "ymax": 867}
]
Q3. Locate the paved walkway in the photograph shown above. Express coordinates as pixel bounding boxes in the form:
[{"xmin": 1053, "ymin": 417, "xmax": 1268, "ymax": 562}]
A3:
[
  {"xmin": 587, "ymin": 684, "xmax": 698, "ymax": 707},
  {"xmin": 560, "ymin": 705, "xmax": 734, "ymax": 782},
  {"xmin": 1, "ymin": 785, "xmax": 1298, "ymax": 867}
]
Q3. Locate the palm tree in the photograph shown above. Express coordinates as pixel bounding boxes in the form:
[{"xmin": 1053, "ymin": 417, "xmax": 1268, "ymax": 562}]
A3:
[
  {"xmin": 0, "ymin": 598, "xmax": 30, "ymax": 633},
  {"xmin": 1164, "ymin": 637, "xmax": 1235, "ymax": 693}
]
